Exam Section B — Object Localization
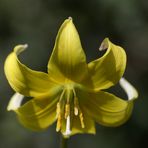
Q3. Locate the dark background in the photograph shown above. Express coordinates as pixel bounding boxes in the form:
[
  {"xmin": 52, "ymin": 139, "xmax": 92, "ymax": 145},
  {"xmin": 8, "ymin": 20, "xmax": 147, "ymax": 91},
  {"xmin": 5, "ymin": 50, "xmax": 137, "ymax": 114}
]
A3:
[{"xmin": 0, "ymin": 0, "xmax": 147, "ymax": 148}]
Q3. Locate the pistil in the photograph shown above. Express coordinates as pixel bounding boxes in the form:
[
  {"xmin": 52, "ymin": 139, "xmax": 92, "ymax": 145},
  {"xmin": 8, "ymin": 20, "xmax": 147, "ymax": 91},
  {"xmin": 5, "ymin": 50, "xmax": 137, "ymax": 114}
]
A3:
[{"xmin": 63, "ymin": 115, "xmax": 71, "ymax": 136}]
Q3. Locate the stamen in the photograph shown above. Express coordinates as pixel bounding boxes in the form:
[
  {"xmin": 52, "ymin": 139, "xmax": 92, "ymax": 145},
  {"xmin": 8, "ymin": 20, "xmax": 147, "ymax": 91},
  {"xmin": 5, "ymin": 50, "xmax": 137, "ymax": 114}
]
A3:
[
  {"xmin": 72, "ymin": 89, "xmax": 85, "ymax": 128},
  {"xmin": 56, "ymin": 87, "xmax": 86, "ymax": 133}
]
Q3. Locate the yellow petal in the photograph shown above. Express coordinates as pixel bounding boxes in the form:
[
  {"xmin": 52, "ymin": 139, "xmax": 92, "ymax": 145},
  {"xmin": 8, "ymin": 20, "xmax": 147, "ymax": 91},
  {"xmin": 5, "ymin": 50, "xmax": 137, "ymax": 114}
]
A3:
[
  {"xmin": 48, "ymin": 17, "xmax": 88, "ymax": 83},
  {"xmin": 8, "ymin": 92, "xmax": 60, "ymax": 130},
  {"xmin": 4, "ymin": 44, "xmax": 59, "ymax": 97},
  {"xmin": 78, "ymin": 78, "xmax": 138, "ymax": 127},
  {"xmin": 85, "ymin": 38, "xmax": 126, "ymax": 91}
]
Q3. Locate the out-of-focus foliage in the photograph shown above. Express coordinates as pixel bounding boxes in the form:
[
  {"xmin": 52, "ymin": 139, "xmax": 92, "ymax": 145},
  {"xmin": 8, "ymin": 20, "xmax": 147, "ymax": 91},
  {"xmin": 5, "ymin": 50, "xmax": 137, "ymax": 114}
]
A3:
[{"xmin": 0, "ymin": 0, "xmax": 147, "ymax": 148}]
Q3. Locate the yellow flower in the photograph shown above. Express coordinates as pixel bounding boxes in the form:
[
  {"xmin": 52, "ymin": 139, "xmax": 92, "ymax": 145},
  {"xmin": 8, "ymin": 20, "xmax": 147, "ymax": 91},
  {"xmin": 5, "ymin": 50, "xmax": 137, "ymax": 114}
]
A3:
[{"xmin": 4, "ymin": 17, "xmax": 138, "ymax": 137}]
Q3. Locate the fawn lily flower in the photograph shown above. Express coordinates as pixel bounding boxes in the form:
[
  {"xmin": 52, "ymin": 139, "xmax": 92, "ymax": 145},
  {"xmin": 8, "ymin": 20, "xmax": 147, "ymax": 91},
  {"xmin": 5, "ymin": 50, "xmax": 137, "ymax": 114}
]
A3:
[{"xmin": 5, "ymin": 17, "xmax": 138, "ymax": 137}]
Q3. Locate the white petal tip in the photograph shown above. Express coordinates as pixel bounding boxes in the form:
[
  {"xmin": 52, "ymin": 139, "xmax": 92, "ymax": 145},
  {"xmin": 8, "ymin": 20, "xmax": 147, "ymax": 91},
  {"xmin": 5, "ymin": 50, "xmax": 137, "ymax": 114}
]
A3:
[
  {"xmin": 119, "ymin": 77, "xmax": 138, "ymax": 101},
  {"xmin": 99, "ymin": 42, "xmax": 108, "ymax": 51},
  {"xmin": 99, "ymin": 38, "xmax": 109, "ymax": 51},
  {"xmin": 14, "ymin": 44, "xmax": 28, "ymax": 55},
  {"xmin": 68, "ymin": 16, "xmax": 73, "ymax": 21},
  {"xmin": 23, "ymin": 44, "xmax": 28, "ymax": 49},
  {"xmin": 7, "ymin": 93, "xmax": 24, "ymax": 111}
]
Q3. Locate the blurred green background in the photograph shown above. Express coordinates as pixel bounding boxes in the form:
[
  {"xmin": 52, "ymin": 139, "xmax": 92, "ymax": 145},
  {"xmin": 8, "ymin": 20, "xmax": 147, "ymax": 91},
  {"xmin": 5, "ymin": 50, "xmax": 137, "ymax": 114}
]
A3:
[{"xmin": 0, "ymin": 0, "xmax": 147, "ymax": 148}]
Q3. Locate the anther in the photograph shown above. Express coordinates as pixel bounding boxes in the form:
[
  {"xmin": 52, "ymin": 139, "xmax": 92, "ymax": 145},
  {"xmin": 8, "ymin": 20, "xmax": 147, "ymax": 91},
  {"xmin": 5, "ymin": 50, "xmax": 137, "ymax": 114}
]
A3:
[
  {"xmin": 74, "ymin": 107, "xmax": 78, "ymax": 116},
  {"xmin": 56, "ymin": 89, "xmax": 66, "ymax": 132},
  {"xmin": 79, "ymin": 112, "xmax": 85, "ymax": 128},
  {"xmin": 73, "ymin": 89, "xmax": 79, "ymax": 116},
  {"xmin": 56, "ymin": 114, "xmax": 62, "ymax": 132},
  {"xmin": 74, "ymin": 97, "xmax": 79, "ymax": 116},
  {"xmin": 56, "ymin": 102, "xmax": 60, "ymax": 116},
  {"xmin": 56, "ymin": 103, "xmax": 62, "ymax": 131},
  {"xmin": 65, "ymin": 104, "xmax": 70, "ymax": 119}
]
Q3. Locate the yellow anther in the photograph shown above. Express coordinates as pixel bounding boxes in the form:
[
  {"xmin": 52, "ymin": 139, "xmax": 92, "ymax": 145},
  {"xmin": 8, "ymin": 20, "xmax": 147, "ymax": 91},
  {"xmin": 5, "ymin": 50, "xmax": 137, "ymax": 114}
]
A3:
[
  {"xmin": 74, "ymin": 107, "xmax": 78, "ymax": 116},
  {"xmin": 65, "ymin": 104, "xmax": 70, "ymax": 119},
  {"xmin": 56, "ymin": 102, "xmax": 60, "ymax": 115},
  {"xmin": 56, "ymin": 114, "xmax": 62, "ymax": 132},
  {"xmin": 56, "ymin": 89, "xmax": 66, "ymax": 132},
  {"xmin": 79, "ymin": 112, "xmax": 85, "ymax": 128},
  {"xmin": 74, "ymin": 96, "xmax": 79, "ymax": 116}
]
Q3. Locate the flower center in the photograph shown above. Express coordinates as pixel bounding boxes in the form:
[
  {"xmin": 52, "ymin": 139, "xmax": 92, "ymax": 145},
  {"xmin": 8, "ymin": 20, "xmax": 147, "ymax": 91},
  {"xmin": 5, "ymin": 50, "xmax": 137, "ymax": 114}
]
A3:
[{"xmin": 56, "ymin": 85, "xmax": 85, "ymax": 136}]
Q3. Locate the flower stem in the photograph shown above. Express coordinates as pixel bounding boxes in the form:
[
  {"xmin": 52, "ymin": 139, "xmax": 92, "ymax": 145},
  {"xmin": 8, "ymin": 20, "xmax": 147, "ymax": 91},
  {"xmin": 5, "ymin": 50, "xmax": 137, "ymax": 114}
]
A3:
[{"xmin": 60, "ymin": 134, "xmax": 68, "ymax": 148}]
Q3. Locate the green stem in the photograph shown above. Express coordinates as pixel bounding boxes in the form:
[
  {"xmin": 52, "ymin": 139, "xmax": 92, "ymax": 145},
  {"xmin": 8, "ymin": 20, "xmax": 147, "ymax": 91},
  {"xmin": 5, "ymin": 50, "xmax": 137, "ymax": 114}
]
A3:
[{"xmin": 60, "ymin": 135, "xmax": 68, "ymax": 148}]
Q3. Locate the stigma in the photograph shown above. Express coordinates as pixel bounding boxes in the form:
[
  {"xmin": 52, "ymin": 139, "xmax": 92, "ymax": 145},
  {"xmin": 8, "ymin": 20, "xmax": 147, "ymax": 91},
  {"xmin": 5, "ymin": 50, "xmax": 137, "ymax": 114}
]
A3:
[{"xmin": 56, "ymin": 86, "xmax": 85, "ymax": 136}]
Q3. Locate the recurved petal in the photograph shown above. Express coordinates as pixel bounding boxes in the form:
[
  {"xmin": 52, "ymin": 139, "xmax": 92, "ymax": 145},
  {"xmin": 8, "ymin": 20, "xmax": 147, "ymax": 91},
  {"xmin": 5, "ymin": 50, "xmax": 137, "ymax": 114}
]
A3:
[
  {"xmin": 4, "ymin": 44, "xmax": 59, "ymax": 97},
  {"xmin": 86, "ymin": 38, "xmax": 126, "ymax": 91},
  {"xmin": 79, "ymin": 78, "xmax": 138, "ymax": 127},
  {"xmin": 8, "ymin": 92, "xmax": 59, "ymax": 130},
  {"xmin": 48, "ymin": 17, "xmax": 88, "ymax": 83}
]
